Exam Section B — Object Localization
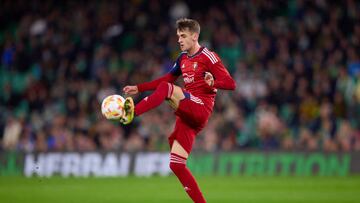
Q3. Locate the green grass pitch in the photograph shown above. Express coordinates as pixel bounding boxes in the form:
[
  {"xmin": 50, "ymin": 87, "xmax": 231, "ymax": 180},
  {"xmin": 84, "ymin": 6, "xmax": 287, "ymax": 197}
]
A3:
[{"xmin": 0, "ymin": 176, "xmax": 359, "ymax": 203}]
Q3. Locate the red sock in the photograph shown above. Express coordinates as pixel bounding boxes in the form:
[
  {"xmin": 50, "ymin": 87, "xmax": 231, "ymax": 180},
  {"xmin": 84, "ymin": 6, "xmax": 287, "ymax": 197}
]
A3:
[
  {"xmin": 170, "ymin": 153, "xmax": 206, "ymax": 203},
  {"xmin": 135, "ymin": 81, "xmax": 173, "ymax": 116}
]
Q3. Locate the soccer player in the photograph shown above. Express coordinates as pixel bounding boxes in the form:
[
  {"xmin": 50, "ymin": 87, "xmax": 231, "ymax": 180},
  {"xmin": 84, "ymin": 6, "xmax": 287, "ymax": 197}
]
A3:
[{"xmin": 121, "ymin": 18, "xmax": 236, "ymax": 203}]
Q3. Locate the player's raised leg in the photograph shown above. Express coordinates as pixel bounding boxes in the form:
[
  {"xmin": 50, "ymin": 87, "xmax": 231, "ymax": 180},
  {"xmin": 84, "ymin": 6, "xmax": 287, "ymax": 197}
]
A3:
[
  {"xmin": 170, "ymin": 140, "xmax": 206, "ymax": 203},
  {"xmin": 121, "ymin": 81, "xmax": 184, "ymax": 124}
]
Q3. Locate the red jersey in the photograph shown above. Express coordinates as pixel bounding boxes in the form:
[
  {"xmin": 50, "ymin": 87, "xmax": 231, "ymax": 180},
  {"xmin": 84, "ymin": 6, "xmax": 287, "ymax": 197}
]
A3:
[{"xmin": 137, "ymin": 47, "xmax": 236, "ymax": 110}]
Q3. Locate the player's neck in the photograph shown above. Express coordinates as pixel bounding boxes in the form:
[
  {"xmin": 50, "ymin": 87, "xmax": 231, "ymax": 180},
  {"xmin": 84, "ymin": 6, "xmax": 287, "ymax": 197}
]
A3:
[{"xmin": 187, "ymin": 43, "xmax": 201, "ymax": 56}]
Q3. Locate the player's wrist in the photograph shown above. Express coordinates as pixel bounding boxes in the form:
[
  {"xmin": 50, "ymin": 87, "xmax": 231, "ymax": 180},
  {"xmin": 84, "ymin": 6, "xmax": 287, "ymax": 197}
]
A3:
[{"xmin": 136, "ymin": 84, "xmax": 143, "ymax": 92}]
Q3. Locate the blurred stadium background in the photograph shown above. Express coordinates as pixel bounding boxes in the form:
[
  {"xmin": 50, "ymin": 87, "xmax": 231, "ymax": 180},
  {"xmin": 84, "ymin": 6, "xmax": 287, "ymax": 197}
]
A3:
[{"xmin": 0, "ymin": 0, "xmax": 360, "ymax": 202}]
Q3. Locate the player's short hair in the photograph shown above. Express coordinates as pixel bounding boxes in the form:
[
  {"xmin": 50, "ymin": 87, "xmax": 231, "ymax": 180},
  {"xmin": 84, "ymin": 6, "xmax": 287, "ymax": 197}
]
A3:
[{"xmin": 176, "ymin": 18, "xmax": 200, "ymax": 34}]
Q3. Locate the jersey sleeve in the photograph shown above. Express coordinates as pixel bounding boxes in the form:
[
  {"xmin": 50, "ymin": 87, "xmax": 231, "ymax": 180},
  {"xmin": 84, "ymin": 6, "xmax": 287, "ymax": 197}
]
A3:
[
  {"xmin": 168, "ymin": 52, "xmax": 185, "ymax": 76},
  {"xmin": 207, "ymin": 52, "xmax": 236, "ymax": 90},
  {"xmin": 137, "ymin": 53, "xmax": 184, "ymax": 92}
]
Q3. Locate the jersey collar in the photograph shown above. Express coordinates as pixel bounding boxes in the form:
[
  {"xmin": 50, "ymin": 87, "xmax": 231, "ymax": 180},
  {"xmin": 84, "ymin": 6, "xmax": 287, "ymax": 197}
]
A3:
[{"xmin": 187, "ymin": 46, "xmax": 204, "ymax": 58}]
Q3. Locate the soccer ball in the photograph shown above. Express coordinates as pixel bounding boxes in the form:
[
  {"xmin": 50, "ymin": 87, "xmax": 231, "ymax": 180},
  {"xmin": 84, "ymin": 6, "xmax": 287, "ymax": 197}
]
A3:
[{"xmin": 101, "ymin": 95, "xmax": 125, "ymax": 120}]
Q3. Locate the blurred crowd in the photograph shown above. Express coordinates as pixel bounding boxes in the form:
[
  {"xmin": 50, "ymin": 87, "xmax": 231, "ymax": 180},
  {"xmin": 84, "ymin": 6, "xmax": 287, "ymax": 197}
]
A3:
[{"xmin": 1, "ymin": 0, "xmax": 360, "ymax": 153}]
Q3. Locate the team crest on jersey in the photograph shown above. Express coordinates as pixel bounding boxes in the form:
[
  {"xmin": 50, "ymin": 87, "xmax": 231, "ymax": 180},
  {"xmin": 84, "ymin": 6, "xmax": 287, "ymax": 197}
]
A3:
[{"xmin": 193, "ymin": 62, "xmax": 198, "ymax": 70}]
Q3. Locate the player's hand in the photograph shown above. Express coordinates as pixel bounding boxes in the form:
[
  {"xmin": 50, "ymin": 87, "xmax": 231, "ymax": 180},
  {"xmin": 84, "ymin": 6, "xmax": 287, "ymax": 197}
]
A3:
[
  {"xmin": 123, "ymin": 85, "xmax": 139, "ymax": 95},
  {"xmin": 204, "ymin": 72, "xmax": 214, "ymax": 87}
]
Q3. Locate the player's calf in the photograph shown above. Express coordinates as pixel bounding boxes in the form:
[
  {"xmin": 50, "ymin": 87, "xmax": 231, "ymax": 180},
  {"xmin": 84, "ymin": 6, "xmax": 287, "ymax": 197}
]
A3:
[
  {"xmin": 170, "ymin": 153, "xmax": 206, "ymax": 203},
  {"xmin": 134, "ymin": 81, "xmax": 173, "ymax": 116}
]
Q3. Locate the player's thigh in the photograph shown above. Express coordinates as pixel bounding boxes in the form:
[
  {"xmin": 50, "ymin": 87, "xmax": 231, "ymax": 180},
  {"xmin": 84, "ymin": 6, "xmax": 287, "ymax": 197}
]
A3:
[
  {"xmin": 167, "ymin": 85, "xmax": 185, "ymax": 110},
  {"xmin": 171, "ymin": 140, "xmax": 189, "ymax": 159}
]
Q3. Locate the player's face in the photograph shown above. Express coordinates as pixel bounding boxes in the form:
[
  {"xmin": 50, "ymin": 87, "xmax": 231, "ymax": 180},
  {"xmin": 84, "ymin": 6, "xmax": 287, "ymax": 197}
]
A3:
[{"xmin": 177, "ymin": 29, "xmax": 198, "ymax": 52}]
